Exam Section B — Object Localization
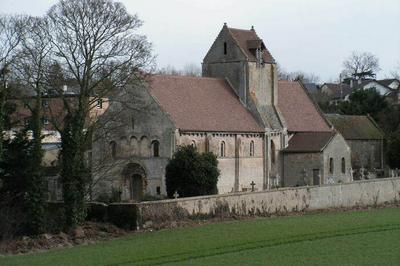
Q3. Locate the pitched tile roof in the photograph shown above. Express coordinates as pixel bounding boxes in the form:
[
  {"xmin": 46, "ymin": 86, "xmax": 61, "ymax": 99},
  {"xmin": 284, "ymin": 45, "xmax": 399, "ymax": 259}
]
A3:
[
  {"xmin": 325, "ymin": 114, "xmax": 384, "ymax": 140},
  {"xmin": 283, "ymin": 132, "xmax": 335, "ymax": 153},
  {"xmin": 147, "ymin": 75, "xmax": 264, "ymax": 133},
  {"xmin": 228, "ymin": 27, "xmax": 275, "ymax": 63},
  {"xmin": 323, "ymin": 83, "xmax": 353, "ymax": 99},
  {"xmin": 277, "ymin": 81, "xmax": 332, "ymax": 132}
]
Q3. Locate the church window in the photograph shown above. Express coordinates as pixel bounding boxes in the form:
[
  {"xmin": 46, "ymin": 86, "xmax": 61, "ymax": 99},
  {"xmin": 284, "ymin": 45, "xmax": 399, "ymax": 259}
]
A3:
[
  {"xmin": 110, "ymin": 141, "xmax": 117, "ymax": 159},
  {"xmin": 131, "ymin": 117, "xmax": 135, "ymax": 130},
  {"xmin": 341, "ymin": 157, "xmax": 346, "ymax": 174},
  {"xmin": 152, "ymin": 140, "xmax": 160, "ymax": 157},
  {"xmin": 156, "ymin": 186, "xmax": 161, "ymax": 195},
  {"xmin": 220, "ymin": 141, "xmax": 226, "ymax": 157},
  {"xmin": 250, "ymin": 141, "xmax": 255, "ymax": 157},
  {"xmin": 96, "ymin": 99, "xmax": 103, "ymax": 109},
  {"xmin": 191, "ymin": 140, "xmax": 196, "ymax": 149},
  {"xmin": 223, "ymin": 42, "xmax": 227, "ymax": 55},
  {"xmin": 271, "ymin": 140, "xmax": 276, "ymax": 163},
  {"xmin": 329, "ymin": 158, "xmax": 334, "ymax": 174}
]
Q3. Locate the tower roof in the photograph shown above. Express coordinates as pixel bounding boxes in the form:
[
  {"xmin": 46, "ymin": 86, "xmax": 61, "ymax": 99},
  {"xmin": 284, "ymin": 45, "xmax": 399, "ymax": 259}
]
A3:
[{"xmin": 227, "ymin": 27, "xmax": 275, "ymax": 63}]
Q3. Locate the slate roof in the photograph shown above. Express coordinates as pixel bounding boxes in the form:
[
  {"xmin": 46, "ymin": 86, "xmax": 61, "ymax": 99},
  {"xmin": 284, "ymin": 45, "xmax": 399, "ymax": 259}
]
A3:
[
  {"xmin": 228, "ymin": 27, "xmax": 275, "ymax": 63},
  {"xmin": 147, "ymin": 75, "xmax": 264, "ymax": 133},
  {"xmin": 277, "ymin": 81, "xmax": 332, "ymax": 132},
  {"xmin": 322, "ymin": 83, "xmax": 353, "ymax": 99},
  {"xmin": 283, "ymin": 132, "xmax": 336, "ymax": 153},
  {"xmin": 379, "ymin": 79, "xmax": 399, "ymax": 88},
  {"xmin": 325, "ymin": 114, "xmax": 384, "ymax": 140},
  {"xmin": 303, "ymin": 83, "xmax": 319, "ymax": 93}
]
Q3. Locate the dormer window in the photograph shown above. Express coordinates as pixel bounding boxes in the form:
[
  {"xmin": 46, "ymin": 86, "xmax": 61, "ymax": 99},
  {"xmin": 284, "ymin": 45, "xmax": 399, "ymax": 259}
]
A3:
[{"xmin": 223, "ymin": 42, "xmax": 227, "ymax": 55}]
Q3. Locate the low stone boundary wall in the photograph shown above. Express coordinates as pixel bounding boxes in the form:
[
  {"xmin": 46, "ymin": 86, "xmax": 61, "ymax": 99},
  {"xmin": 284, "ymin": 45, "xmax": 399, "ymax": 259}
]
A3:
[{"xmin": 135, "ymin": 177, "xmax": 400, "ymax": 228}]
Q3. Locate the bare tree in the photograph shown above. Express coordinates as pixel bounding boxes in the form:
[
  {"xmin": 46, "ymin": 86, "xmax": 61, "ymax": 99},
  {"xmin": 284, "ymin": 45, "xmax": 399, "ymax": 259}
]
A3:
[
  {"xmin": 0, "ymin": 15, "xmax": 24, "ymax": 160},
  {"xmin": 182, "ymin": 62, "xmax": 201, "ymax": 77},
  {"xmin": 46, "ymin": 0, "xmax": 153, "ymax": 227},
  {"xmin": 11, "ymin": 16, "xmax": 53, "ymax": 233},
  {"xmin": 157, "ymin": 62, "xmax": 201, "ymax": 77},
  {"xmin": 342, "ymin": 51, "xmax": 380, "ymax": 80},
  {"xmin": 276, "ymin": 64, "xmax": 320, "ymax": 83},
  {"xmin": 391, "ymin": 61, "xmax": 400, "ymax": 79}
]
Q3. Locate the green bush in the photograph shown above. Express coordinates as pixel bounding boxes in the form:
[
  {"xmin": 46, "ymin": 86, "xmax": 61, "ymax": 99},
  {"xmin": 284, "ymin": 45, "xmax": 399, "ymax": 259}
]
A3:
[
  {"xmin": 107, "ymin": 204, "xmax": 137, "ymax": 230},
  {"xmin": 165, "ymin": 145, "xmax": 220, "ymax": 198}
]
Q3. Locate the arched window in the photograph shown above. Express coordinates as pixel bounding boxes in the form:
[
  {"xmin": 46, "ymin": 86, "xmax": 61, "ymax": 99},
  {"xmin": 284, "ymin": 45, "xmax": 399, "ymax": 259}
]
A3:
[
  {"xmin": 220, "ymin": 141, "xmax": 226, "ymax": 157},
  {"xmin": 341, "ymin": 157, "xmax": 346, "ymax": 174},
  {"xmin": 271, "ymin": 140, "xmax": 276, "ymax": 164},
  {"xmin": 223, "ymin": 42, "xmax": 227, "ymax": 55},
  {"xmin": 131, "ymin": 116, "xmax": 135, "ymax": 130},
  {"xmin": 152, "ymin": 140, "xmax": 160, "ymax": 157},
  {"xmin": 130, "ymin": 136, "xmax": 138, "ymax": 156},
  {"xmin": 191, "ymin": 140, "xmax": 196, "ymax": 149},
  {"xmin": 109, "ymin": 141, "xmax": 117, "ymax": 159},
  {"xmin": 329, "ymin": 158, "xmax": 334, "ymax": 174},
  {"xmin": 250, "ymin": 141, "xmax": 255, "ymax": 157}
]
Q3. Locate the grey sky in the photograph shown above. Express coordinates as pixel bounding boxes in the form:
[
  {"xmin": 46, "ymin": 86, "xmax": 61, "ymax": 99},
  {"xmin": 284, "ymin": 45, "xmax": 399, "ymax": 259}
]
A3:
[{"xmin": 1, "ymin": 0, "xmax": 399, "ymax": 81}]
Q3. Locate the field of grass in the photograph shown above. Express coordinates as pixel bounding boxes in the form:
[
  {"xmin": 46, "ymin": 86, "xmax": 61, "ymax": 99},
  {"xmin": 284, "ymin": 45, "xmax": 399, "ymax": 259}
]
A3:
[{"xmin": 1, "ymin": 207, "xmax": 400, "ymax": 265}]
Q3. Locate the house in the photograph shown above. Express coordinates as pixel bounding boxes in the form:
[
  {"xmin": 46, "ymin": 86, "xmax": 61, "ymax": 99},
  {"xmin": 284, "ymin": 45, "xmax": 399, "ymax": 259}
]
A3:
[
  {"xmin": 278, "ymin": 82, "xmax": 352, "ymax": 186},
  {"xmin": 320, "ymin": 83, "xmax": 353, "ymax": 104},
  {"xmin": 325, "ymin": 114, "xmax": 385, "ymax": 177}
]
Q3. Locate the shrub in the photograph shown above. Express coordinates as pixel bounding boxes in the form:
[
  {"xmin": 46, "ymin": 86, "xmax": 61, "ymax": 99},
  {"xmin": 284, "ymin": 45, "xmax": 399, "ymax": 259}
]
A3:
[
  {"xmin": 107, "ymin": 204, "xmax": 137, "ymax": 230},
  {"xmin": 165, "ymin": 145, "xmax": 220, "ymax": 198}
]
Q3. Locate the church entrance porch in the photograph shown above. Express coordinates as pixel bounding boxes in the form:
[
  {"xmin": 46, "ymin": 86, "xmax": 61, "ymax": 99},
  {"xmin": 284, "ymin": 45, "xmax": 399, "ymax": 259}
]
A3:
[{"xmin": 122, "ymin": 163, "xmax": 146, "ymax": 202}]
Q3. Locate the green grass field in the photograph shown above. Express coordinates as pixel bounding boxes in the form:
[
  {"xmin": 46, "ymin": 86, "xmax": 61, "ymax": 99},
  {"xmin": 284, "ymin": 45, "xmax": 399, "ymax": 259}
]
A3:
[{"xmin": 1, "ymin": 207, "xmax": 400, "ymax": 266}]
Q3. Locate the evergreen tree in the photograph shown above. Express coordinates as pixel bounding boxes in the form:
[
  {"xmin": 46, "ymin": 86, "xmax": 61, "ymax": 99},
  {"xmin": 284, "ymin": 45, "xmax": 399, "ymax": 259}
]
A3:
[{"xmin": 166, "ymin": 145, "xmax": 220, "ymax": 198}]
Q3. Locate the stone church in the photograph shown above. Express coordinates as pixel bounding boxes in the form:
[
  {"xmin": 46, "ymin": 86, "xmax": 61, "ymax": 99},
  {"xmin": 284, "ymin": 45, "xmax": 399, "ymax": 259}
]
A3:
[{"xmin": 91, "ymin": 24, "xmax": 352, "ymax": 201}]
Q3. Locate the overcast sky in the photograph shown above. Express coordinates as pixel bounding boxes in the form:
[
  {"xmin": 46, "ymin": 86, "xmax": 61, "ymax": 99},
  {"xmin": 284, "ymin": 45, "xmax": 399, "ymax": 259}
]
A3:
[{"xmin": 1, "ymin": 0, "xmax": 399, "ymax": 82}]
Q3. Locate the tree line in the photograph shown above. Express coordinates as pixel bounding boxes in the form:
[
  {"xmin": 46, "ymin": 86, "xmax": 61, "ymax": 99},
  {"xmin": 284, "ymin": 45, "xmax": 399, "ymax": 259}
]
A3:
[{"xmin": 0, "ymin": 0, "xmax": 153, "ymax": 239}]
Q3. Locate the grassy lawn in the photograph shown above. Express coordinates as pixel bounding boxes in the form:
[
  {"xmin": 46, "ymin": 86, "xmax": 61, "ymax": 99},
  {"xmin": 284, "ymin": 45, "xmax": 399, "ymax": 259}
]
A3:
[{"xmin": 1, "ymin": 207, "xmax": 400, "ymax": 266}]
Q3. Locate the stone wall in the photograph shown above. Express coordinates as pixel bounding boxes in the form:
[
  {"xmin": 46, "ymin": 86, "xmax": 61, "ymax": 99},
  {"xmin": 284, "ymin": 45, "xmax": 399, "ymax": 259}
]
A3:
[
  {"xmin": 134, "ymin": 177, "xmax": 400, "ymax": 228},
  {"xmin": 347, "ymin": 139, "xmax": 383, "ymax": 169}
]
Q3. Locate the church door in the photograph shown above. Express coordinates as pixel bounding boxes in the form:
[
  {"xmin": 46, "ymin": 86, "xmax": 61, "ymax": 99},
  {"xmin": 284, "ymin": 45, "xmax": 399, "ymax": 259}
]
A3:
[
  {"xmin": 313, "ymin": 169, "xmax": 320, "ymax": 186},
  {"xmin": 130, "ymin": 174, "xmax": 143, "ymax": 201}
]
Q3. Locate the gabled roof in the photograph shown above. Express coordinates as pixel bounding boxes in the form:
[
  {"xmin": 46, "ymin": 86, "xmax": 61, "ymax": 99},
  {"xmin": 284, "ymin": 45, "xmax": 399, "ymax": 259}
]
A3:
[
  {"xmin": 379, "ymin": 79, "xmax": 400, "ymax": 88},
  {"xmin": 147, "ymin": 75, "xmax": 264, "ymax": 133},
  {"xmin": 322, "ymin": 83, "xmax": 353, "ymax": 99},
  {"xmin": 303, "ymin": 83, "xmax": 319, "ymax": 93},
  {"xmin": 283, "ymin": 132, "xmax": 336, "ymax": 153},
  {"xmin": 325, "ymin": 114, "xmax": 384, "ymax": 140},
  {"xmin": 277, "ymin": 81, "xmax": 331, "ymax": 132},
  {"xmin": 228, "ymin": 27, "xmax": 275, "ymax": 64}
]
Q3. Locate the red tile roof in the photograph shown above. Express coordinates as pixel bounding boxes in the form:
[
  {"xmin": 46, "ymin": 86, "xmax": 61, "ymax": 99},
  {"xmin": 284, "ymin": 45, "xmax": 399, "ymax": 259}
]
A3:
[
  {"xmin": 284, "ymin": 132, "xmax": 335, "ymax": 153},
  {"xmin": 228, "ymin": 27, "xmax": 275, "ymax": 63},
  {"xmin": 277, "ymin": 81, "xmax": 331, "ymax": 132},
  {"xmin": 147, "ymin": 75, "xmax": 264, "ymax": 132}
]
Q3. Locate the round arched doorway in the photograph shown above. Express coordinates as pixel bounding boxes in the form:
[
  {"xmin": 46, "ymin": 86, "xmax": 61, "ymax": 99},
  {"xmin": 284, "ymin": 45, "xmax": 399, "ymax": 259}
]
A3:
[{"xmin": 122, "ymin": 163, "xmax": 146, "ymax": 201}]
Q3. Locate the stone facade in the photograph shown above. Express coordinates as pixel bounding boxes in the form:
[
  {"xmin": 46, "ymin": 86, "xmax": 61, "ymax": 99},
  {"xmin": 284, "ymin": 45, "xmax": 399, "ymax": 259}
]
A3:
[
  {"xmin": 283, "ymin": 133, "xmax": 352, "ymax": 186},
  {"xmin": 347, "ymin": 140, "xmax": 383, "ymax": 169}
]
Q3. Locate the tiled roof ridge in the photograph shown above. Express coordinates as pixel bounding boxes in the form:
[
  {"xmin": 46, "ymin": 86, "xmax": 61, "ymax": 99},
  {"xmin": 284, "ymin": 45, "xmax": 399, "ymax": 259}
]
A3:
[{"xmin": 150, "ymin": 74, "xmax": 224, "ymax": 81}]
